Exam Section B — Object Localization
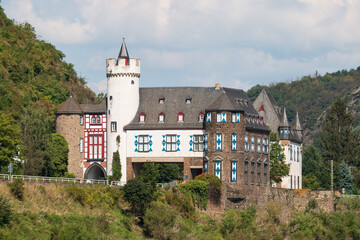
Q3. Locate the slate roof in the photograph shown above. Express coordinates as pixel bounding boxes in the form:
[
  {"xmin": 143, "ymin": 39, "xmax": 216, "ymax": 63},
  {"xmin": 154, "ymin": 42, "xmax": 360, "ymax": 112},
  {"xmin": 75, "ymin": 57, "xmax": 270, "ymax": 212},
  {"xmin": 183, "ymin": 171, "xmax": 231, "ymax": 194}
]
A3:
[
  {"xmin": 280, "ymin": 108, "xmax": 290, "ymax": 127},
  {"xmin": 118, "ymin": 38, "xmax": 129, "ymax": 59},
  {"xmin": 55, "ymin": 97, "xmax": 106, "ymax": 115},
  {"xmin": 124, "ymin": 87, "xmax": 267, "ymax": 131}
]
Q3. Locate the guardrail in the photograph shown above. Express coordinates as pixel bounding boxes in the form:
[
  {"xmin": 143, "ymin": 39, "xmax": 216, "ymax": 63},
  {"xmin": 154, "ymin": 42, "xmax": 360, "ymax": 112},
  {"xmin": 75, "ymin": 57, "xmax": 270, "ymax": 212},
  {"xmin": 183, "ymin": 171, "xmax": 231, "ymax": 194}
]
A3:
[
  {"xmin": 110, "ymin": 181, "xmax": 125, "ymax": 186},
  {"xmin": 341, "ymin": 194, "xmax": 360, "ymax": 198},
  {"xmin": 8, "ymin": 175, "xmax": 109, "ymax": 185},
  {"xmin": 0, "ymin": 174, "xmax": 9, "ymax": 180}
]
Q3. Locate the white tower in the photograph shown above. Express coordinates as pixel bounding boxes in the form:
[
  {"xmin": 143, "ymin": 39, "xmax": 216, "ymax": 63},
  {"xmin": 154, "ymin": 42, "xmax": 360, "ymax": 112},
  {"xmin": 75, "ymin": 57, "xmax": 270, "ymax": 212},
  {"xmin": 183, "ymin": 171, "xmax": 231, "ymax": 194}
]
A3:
[{"xmin": 106, "ymin": 39, "xmax": 140, "ymax": 183}]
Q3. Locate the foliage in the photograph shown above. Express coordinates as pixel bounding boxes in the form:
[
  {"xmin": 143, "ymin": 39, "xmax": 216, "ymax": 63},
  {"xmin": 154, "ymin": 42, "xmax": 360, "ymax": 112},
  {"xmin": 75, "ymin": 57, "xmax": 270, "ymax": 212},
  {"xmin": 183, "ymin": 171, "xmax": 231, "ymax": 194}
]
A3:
[
  {"xmin": 163, "ymin": 190, "xmax": 195, "ymax": 219},
  {"xmin": 7, "ymin": 178, "xmax": 24, "ymax": 201},
  {"xmin": 220, "ymin": 207, "xmax": 258, "ymax": 240},
  {"xmin": 144, "ymin": 201, "xmax": 178, "ymax": 240},
  {"xmin": 20, "ymin": 105, "xmax": 51, "ymax": 176},
  {"xmin": 340, "ymin": 161, "xmax": 355, "ymax": 194},
  {"xmin": 44, "ymin": 133, "xmax": 69, "ymax": 177},
  {"xmin": 122, "ymin": 178, "xmax": 153, "ymax": 216},
  {"xmin": 0, "ymin": 112, "xmax": 23, "ymax": 174},
  {"xmin": 302, "ymin": 145, "xmax": 330, "ymax": 189},
  {"xmin": 178, "ymin": 179, "xmax": 209, "ymax": 210},
  {"xmin": 269, "ymin": 132, "xmax": 290, "ymax": 183},
  {"xmin": 321, "ymin": 98, "xmax": 360, "ymax": 189},
  {"xmin": 112, "ymin": 150, "xmax": 122, "ymax": 181},
  {"xmin": 140, "ymin": 161, "xmax": 159, "ymax": 190},
  {"xmin": 307, "ymin": 199, "xmax": 318, "ymax": 210},
  {"xmin": 195, "ymin": 173, "xmax": 222, "ymax": 204},
  {"xmin": 64, "ymin": 172, "xmax": 76, "ymax": 178},
  {"xmin": 0, "ymin": 195, "xmax": 13, "ymax": 227},
  {"xmin": 158, "ymin": 163, "xmax": 183, "ymax": 183}
]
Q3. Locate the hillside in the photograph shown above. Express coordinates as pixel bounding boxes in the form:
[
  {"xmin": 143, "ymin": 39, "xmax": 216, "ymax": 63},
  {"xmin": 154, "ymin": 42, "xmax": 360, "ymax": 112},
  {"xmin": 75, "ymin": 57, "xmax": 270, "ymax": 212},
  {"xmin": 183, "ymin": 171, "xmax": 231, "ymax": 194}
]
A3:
[
  {"xmin": 247, "ymin": 67, "xmax": 360, "ymax": 143},
  {"xmin": 0, "ymin": 5, "xmax": 96, "ymax": 120}
]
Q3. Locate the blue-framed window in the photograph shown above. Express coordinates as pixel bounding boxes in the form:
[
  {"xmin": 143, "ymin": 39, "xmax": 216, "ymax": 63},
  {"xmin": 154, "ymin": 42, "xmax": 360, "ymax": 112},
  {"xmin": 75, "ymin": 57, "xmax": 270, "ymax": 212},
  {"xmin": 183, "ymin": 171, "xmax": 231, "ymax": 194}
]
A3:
[
  {"xmin": 251, "ymin": 136, "xmax": 255, "ymax": 152},
  {"xmin": 231, "ymin": 113, "xmax": 240, "ymax": 122},
  {"xmin": 204, "ymin": 161, "xmax": 208, "ymax": 174},
  {"xmin": 245, "ymin": 135, "xmax": 249, "ymax": 152},
  {"xmin": 216, "ymin": 134, "xmax": 222, "ymax": 151},
  {"xmin": 232, "ymin": 134, "xmax": 237, "ymax": 151},
  {"xmin": 257, "ymin": 137, "xmax": 261, "ymax": 153},
  {"xmin": 217, "ymin": 112, "xmax": 226, "ymax": 122},
  {"xmin": 215, "ymin": 161, "xmax": 221, "ymax": 178},
  {"xmin": 204, "ymin": 134, "xmax": 208, "ymax": 151},
  {"xmin": 231, "ymin": 162, "xmax": 237, "ymax": 182},
  {"xmin": 206, "ymin": 112, "xmax": 211, "ymax": 122}
]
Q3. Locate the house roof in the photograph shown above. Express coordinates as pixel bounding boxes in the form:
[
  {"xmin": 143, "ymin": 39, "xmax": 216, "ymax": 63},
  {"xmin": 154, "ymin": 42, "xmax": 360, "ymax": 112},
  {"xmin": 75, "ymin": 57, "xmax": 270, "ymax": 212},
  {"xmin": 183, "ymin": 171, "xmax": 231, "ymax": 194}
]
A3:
[
  {"xmin": 55, "ymin": 98, "xmax": 106, "ymax": 115},
  {"xmin": 124, "ymin": 87, "xmax": 264, "ymax": 130}
]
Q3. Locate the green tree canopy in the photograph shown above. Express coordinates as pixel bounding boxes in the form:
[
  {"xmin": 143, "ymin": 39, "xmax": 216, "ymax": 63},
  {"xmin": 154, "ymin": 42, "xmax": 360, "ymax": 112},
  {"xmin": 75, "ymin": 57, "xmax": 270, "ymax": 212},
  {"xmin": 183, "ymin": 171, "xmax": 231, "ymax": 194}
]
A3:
[
  {"xmin": 340, "ymin": 161, "xmax": 355, "ymax": 194},
  {"xmin": 269, "ymin": 132, "xmax": 290, "ymax": 183},
  {"xmin": 123, "ymin": 178, "xmax": 153, "ymax": 216},
  {"xmin": 0, "ymin": 112, "xmax": 24, "ymax": 173},
  {"xmin": 140, "ymin": 161, "xmax": 160, "ymax": 189},
  {"xmin": 44, "ymin": 133, "xmax": 69, "ymax": 177}
]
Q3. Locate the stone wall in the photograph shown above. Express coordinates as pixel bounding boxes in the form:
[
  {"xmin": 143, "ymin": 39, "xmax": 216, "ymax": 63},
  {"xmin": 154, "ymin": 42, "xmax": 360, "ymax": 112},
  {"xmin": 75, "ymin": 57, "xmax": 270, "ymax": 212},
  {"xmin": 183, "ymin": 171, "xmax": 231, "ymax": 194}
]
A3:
[{"xmin": 56, "ymin": 114, "xmax": 84, "ymax": 178}]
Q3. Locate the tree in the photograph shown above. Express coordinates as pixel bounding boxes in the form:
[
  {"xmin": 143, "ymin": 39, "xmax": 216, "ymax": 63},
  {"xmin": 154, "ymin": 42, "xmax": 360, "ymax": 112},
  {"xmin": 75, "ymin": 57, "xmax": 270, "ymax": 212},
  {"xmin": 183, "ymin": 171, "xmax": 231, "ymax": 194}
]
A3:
[
  {"xmin": 140, "ymin": 161, "xmax": 160, "ymax": 190},
  {"xmin": 112, "ymin": 150, "xmax": 122, "ymax": 181},
  {"xmin": 321, "ymin": 98, "xmax": 360, "ymax": 166},
  {"xmin": 340, "ymin": 161, "xmax": 355, "ymax": 194},
  {"xmin": 321, "ymin": 98, "xmax": 360, "ymax": 189},
  {"xmin": 157, "ymin": 163, "xmax": 182, "ymax": 183},
  {"xmin": 269, "ymin": 132, "xmax": 290, "ymax": 183},
  {"xmin": 123, "ymin": 178, "xmax": 153, "ymax": 216},
  {"xmin": 20, "ymin": 106, "xmax": 51, "ymax": 176},
  {"xmin": 44, "ymin": 133, "xmax": 69, "ymax": 177},
  {"xmin": 0, "ymin": 112, "xmax": 24, "ymax": 174}
]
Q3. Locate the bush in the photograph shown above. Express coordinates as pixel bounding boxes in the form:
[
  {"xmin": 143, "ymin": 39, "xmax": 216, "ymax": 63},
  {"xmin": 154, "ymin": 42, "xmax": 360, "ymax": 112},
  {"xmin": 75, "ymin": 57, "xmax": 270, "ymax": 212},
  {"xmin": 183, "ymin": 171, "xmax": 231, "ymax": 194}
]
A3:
[
  {"xmin": 164, "ymin": 191, "xmax": 195, "ymax": 219},
  {"xmin": 8, "ymin": 178, "xmax": 24, "ymax": 200},
  {"xmin": 64, "ymin": 172, "xmax": 76, "ymax": 178},
  {"xmin": 308, "ymin": 199, "xmax": 318, "ymax": 210},
  {"xmin": 178, "ymin": 179, "xmax": 209, "ymax": 209},
  {"xmin": 123, "ymin": 178, "xmax": 153, "ymax": 216},
  {"xmin": 195, "ymin": 173, "xmax": 222, "ymax": 204},
  {"xmin": 0, "ymin": 195, "xmax": 13, "ymax": 227},
  {"xmin": 144, "ymin": 201, "xmax": 178, "ymax": 239}
]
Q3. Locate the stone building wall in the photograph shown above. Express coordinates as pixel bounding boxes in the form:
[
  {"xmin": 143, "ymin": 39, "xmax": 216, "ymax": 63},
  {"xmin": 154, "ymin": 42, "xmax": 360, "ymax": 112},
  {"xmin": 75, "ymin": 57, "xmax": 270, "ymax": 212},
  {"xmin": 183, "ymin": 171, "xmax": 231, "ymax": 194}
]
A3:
[{"xmin": 56, "ymin": 114, "xmax": 84, "ymax": 178}]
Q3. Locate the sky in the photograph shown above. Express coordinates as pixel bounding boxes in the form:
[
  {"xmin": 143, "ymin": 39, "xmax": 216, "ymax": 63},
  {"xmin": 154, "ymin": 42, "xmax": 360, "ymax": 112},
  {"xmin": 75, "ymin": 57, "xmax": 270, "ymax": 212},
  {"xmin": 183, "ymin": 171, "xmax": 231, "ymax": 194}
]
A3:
[{"xmin": 3, "ymin": 0, "xmax": 360, "ymax": 93}]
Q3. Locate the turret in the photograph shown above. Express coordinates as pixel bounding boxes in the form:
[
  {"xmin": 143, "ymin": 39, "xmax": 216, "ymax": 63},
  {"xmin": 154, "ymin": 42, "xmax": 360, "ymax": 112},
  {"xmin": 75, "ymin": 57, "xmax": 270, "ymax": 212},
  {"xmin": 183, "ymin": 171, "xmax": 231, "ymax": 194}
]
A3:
[
  {"xmin": 293, "ymin": 111, "xmax": 303, "ymax": 141},
  {"xmin": 106, "ymin": 39, "xmax": 140, "ymax": 183},
  {"xmin": 279, "ymin": 108, "xmax": 290, "ymax": 140}
]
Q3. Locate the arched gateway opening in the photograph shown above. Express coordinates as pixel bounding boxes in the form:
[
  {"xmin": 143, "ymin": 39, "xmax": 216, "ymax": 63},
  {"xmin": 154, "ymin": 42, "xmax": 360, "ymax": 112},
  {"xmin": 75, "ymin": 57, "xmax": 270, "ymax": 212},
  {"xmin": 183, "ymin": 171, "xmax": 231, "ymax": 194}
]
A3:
[{"xmin": 84, "ymin": 163, "xmax": 107, "ymax": 180}]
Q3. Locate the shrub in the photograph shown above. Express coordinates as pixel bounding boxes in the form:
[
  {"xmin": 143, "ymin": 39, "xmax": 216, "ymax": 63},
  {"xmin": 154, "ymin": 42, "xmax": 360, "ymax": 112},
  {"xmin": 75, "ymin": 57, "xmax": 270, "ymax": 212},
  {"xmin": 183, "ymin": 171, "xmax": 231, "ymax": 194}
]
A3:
[
  {"xmin": 123, "ymin": 178, "xmax": 153, "ymax": 216},
  {"xmin": 0, "ymin": 195, "xmax": 13, "ymax": 227},
  {"xmin": 64, "ymin": 172, "xmax": 76, "ymax": 178},
  {"xmin": 8, "ymin": 178, "xmax": 24, "ymax": 200},
  {"xmin": 308, "ymin": 199, "xmax": 318, "ymax": 210},
  {"xmin": 195, "ymin": 173, "xmax": 222, "ymax": 204},
  {"xmin": 178, "ymin": 179, "xmax": 209, "ymax": 209},
  {"xmin": 164, "ymin": 191, "xmax": 195, "ymax": 219},
  {"xmin": 144, "ymin": 201, "xmax": 177, "ymax": 240},
  {"xmin": 64, "ymin": 184, "xmax": 86, "ymax": 205}
]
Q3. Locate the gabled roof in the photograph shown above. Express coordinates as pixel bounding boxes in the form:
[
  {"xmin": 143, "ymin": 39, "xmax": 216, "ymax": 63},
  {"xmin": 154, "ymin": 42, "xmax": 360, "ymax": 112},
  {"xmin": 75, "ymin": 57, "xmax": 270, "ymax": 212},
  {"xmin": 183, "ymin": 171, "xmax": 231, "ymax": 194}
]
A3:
[
  {"xmin": 56, "ymin": 96, "xmax": 82, "ymax": 114},
  {"xmin": 118, "ymin": 38, "xmax": 129, "ymax": 59},
  {"xmin": 124, "ymin": 86, "xmax": 261, "ymax": 130},
  {"xmin": 55, "ymin": 98, "xmax": 106, "ymax": 115}
]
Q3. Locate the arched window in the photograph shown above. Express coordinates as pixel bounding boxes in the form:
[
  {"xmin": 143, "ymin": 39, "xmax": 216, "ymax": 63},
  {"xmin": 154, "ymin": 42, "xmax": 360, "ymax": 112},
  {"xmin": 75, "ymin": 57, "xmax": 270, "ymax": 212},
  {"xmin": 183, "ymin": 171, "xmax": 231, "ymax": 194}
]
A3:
[
  {"xmin": 139, "ymin": 113, "xmax": 145, "ymax": 123},
  {"xmin": 178, "ymin": 112, "xmax": 184, "ymax": 122},
  {"xmin": 92, "ymin": 117, "xmax": 96, "ymax": 124},
  {"xmin": 96, "ymin": 116, "xmax": 101, "ymax": 124},
  {"xmin": 159, "ymin": 113, "xmax": 165, "ymax": 122},
  {"xmin": 198, "ymin": 112, "xmax": 204, "ymax": 122}
]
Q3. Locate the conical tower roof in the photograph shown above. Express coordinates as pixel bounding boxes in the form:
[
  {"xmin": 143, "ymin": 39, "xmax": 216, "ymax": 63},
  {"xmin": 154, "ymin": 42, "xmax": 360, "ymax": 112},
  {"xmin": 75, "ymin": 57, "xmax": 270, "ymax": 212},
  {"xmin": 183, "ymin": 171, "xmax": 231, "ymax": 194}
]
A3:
[
  {"xmin": 118, "ymin": 38, "xmax": 129, "ymax": 59},
  {"xmin": 55, "ymin": 96, "xmax": 82, "ymax": 114},
  {"xmin": 280, "ymin": 107, "xmax": 289, "ymax": 127},
  {"xmin": 293, "ymin": 111, "xmax": 302, "ymax": 130}
]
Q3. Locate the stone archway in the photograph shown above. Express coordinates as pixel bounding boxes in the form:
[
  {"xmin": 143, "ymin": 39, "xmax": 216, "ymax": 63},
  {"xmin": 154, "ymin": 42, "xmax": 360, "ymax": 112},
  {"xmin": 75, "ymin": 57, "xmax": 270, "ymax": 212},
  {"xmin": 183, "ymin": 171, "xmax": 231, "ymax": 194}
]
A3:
[{"xmin": 84, "ymin": 163, "xmax": 107, "ymax": 180}]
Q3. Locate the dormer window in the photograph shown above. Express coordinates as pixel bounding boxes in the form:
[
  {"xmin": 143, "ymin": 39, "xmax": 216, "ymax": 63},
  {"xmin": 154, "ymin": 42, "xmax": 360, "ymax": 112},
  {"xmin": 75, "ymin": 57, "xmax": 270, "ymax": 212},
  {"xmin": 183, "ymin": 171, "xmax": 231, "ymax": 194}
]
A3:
[
  {"xmin": 139, "ymin": 113, "xmax": 145, "ymax": 123},
  {"xmin": 159, "ymin": 113, "xmax": 165, "ymax": 122},
  {"xmin": 159, "ymin": 98, "xmax": 165, "ymax": 104},
  {"xmin": 186, "ymin": 98, "xmax": 192, "ymax": 104},
  {"xmin": 178, "ymin": 112, "xmax": 184, "ymax": 122},
  {"xmin": 199, "ymin": 112, "xmax": 204, "ymax": 122}
]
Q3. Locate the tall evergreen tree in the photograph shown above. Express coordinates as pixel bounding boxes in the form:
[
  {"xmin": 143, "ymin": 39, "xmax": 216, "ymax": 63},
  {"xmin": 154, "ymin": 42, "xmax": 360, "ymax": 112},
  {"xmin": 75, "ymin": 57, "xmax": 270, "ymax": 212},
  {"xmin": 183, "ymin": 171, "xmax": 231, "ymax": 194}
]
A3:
[
  {"xmin": 340, "ymin": 161, "xmax": 355, "ymax": 194},
  {"xmin": 269, "ymin": 132, "xmax": 290, "ymax": 183},
  {"xmin": 112, "ymin": 150, "xmax": 122, "ymax": 181}
]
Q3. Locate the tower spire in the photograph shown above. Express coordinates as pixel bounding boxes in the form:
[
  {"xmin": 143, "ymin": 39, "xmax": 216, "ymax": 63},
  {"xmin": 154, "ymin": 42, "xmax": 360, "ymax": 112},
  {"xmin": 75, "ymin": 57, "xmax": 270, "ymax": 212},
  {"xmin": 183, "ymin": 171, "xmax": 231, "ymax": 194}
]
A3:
[
  {"xmin": 118, "ymin": 38, "xmax": 129, "ymax": 59},
  {"xmin": 280, "ymin": 107, "xmax": 289, "ymax": 127},
  {"xmin": 294, "ymin": 111, "xmax": 302, "ymax": 130}
]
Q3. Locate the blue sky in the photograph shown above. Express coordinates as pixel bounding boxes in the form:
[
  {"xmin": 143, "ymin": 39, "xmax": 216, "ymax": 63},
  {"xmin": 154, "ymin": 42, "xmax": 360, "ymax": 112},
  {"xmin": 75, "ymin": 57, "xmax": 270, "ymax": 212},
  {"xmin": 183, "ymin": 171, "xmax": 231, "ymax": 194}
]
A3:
[{"xmin": 3, "ymin": 0, "xmax": 360, "ymax": 93}]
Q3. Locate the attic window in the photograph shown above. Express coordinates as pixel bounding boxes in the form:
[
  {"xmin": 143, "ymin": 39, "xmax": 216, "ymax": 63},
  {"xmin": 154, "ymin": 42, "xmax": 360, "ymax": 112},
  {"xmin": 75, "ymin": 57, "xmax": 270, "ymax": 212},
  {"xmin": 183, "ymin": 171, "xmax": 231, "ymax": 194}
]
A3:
[
  {"xmin": 178, "ymin": 112, "xmax": 184, "ymax": 122},
  {"xmin": 186, "ymin": 98, "xmax": 192, "ymax": 104},
  {"xmin": 159, "ymin": 113, "xmax": 165, "ymax": 122},
  {"xmin": 139, "ymin": 113, "xmax": 145, "ymax": 123},
  {"xmin": 159, "ymin": 98, "xmax": 165, "ymax": 104},
  {"xmin": 199, "ymin": 112, "xmax": 204, "ymax": 122}
]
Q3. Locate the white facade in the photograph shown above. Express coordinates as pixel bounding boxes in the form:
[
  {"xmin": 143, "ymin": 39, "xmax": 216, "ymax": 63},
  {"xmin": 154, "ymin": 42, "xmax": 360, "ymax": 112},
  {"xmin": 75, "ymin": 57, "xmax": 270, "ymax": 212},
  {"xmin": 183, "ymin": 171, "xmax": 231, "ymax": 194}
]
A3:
[
  {"xmin": 106, "ymin": 57, "xmax": 140, "ymax": 183},
  {"xmin": 280, "ymin": 142, "xmax": 302, "ymax": 189}
]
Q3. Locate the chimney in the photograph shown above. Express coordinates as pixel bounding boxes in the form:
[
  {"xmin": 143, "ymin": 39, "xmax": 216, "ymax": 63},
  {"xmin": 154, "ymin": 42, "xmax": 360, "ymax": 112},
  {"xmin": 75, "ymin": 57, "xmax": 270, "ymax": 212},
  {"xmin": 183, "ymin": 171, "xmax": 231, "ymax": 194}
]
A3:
[{"xmin": 215, "ymin": 83, "xmax": 221, "ymax": 90}]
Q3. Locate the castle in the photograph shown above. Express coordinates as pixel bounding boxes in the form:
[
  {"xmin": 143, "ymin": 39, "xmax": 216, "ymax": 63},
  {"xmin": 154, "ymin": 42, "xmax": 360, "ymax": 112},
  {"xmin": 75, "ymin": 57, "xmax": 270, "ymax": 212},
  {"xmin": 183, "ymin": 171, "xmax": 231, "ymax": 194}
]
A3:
[{"xmin": 55, "ymin": 40, "xmax": 303, "ymax": 196}]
